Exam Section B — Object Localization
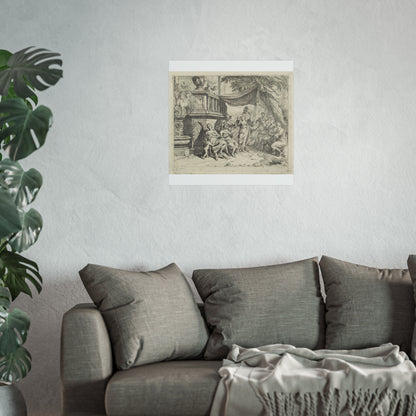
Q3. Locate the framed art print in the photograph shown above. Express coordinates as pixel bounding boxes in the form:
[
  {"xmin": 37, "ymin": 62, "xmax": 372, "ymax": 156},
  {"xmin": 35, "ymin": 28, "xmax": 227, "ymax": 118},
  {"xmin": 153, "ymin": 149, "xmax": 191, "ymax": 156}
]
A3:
[{"xmin": 169, "ymin": 61, "xmax": 293, "ymax": 185}]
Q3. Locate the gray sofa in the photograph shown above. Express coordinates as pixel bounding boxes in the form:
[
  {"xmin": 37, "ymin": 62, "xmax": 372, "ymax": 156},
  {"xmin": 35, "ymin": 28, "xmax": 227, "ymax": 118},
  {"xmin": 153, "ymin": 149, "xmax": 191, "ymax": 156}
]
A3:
[
  {"xmin": 61, "ymin": 304, "xmax": 221, "ymax": 416},
  {"xmin": 61, "ymin": 256, "xmax": 416, "ymax": 416}
]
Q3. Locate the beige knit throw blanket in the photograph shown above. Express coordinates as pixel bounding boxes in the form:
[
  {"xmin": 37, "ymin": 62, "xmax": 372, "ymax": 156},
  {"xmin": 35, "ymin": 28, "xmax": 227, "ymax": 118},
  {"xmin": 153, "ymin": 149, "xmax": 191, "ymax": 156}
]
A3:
[{"xmin": 210, "ymin": 343, "xmax": 416, "ymax": 416}]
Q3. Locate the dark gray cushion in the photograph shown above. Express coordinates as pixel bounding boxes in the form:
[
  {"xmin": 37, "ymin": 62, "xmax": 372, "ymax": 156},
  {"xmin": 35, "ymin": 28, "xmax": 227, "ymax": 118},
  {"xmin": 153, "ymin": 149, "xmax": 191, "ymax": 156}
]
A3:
[
  {"xmin": 192, "ymin": 258, "xmax": 325, "ymax": 359},
  {"xmin": 321, "ymin": 256, "xmax": 414, "ymax": 353},
  {"xmin": 105, "ymin": 360, "xmax": 221, "ymax": 416},
  {"xmin": 406, "ymin": 255, "xmax": 416, "ymax": 360},
  {"xmin": 79, "ymin": 263, "xmax": 209, "ymax": 370}
]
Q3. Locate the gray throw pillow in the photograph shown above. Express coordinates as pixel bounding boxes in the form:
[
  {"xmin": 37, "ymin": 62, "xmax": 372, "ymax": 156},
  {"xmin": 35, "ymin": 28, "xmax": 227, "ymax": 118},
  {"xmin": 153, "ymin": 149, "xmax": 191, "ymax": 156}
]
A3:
[
  {"xmin": 192, "ymin": 258, "xmax": 325, "ymax": 360},
  {"xmin": 406, "ymin": 255, "xmax": 416, "ymax": 360},
  {"xmin": 321, "ymin": 256, "xmax": 414, "ymax": 354},
  {"xmin": 79, "ymin": 263, "xmax": 209, "ymax": 370}
]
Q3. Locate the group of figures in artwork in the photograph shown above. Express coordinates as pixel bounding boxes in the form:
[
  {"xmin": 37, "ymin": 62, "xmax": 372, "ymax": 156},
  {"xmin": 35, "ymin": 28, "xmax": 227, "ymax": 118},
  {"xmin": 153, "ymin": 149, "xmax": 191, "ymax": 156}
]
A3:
[
  {"xmin": 170, "ymin": 70, "xmax": 293, "ymax": 174},
  {"xmin": 196, "ymin": 106, "xmax": 288, "ymax": 161}
]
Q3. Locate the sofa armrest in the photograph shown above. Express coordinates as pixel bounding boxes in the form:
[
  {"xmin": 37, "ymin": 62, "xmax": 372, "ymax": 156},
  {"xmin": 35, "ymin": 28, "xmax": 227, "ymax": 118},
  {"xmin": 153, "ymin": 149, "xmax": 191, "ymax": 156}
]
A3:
[{"xmin": 61, "ymin": 303, "xmax": 113, "ymax": 416}]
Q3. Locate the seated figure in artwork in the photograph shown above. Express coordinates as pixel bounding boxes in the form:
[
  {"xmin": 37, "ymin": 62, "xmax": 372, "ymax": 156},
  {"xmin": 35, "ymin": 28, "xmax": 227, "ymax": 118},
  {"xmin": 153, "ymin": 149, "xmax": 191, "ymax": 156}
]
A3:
[
  {"xmin": 220, "ymin": 128, "xmax": 237, "ymax": 157},
  {"xmin": 202, "ymin": 123, "xmax": 220, "ymax": 159}
]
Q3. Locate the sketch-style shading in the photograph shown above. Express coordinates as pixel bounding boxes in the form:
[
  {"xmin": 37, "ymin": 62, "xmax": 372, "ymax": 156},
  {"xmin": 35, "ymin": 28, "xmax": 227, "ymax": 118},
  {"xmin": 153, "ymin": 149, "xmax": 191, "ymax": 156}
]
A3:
[{"xmin": 169, "ymin": 72, "xmax": 293, "ymax": 175}]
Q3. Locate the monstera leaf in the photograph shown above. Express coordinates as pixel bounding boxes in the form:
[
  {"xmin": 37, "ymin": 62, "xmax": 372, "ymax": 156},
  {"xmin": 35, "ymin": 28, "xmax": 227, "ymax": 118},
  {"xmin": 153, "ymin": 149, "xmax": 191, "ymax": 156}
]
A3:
[
  {"xmin": 0, "ymin": 190, "xmax": 21, "ymax": 240},
  {"xmin": 8, "ymin": 208, "xmax": 42, "ymax": 252},
  {"xmin": 0, "ymin": 83, "xmax": 38, "ymax": 109},
  {"xmin": 0, "ymin": 98, "xmax": 52, "ymax": 161},
  {"xmin": 0, "ymin": 286, "xmax": 31, "ymax": 382},
  {"xmin": 0, "ymin": 306, "xmax": 29, "ymax": 355},
  {"xmin": 0, "ymin": 159, "xmax": 42, "ymax": 208},
  {"xmin": 0, "ymin": 287, "xmax": 10, "ymax": 311},
  {"xmin": 0, "ymin": 346, "xmax": 31, "ymax": 382},
  {"xmin": 0, "ymin": 47, "xmax": 62, "ymax": 98},
  {"xmin": 0, "ymin": 161, "xmax": 42, "ymax": 248},
  {"xmin": 0, "ymin": 250, "xmax": 42, "ymax": 300},
  {"xmin": 0, "ymin": 50, "xmax": 12, "ymax": 72}
]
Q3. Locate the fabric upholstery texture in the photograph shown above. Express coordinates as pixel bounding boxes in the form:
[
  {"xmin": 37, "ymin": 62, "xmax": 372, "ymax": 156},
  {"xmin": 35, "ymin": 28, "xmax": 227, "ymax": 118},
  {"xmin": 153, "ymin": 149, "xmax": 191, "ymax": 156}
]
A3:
[
  {"xmin": 79, "ymin": 263, "xmax": 209, "ymax": 370},
  {"xmin": 192, "ymin": 258, "xmax": 325, "ymax": 359},
  {"xmin": 406, "ymin": 255, "xmax": 416, "ymax": 360},
  {"xmin": 61, "ymin": 303, "xmax": 113, "ymax": 416},
  {"xmin": 105, "ymin": 360, "xmax": 221, "ymax": 416},
  {"xmin": 321, "ymin": 256, "xmax": 414, "ymax": 353}
]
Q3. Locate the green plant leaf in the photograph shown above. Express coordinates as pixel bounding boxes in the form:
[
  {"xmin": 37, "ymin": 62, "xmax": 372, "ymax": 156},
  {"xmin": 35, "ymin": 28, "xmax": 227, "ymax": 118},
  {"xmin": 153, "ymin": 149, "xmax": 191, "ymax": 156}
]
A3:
[
  {"xmin": 0, "ymin": 250, "xmax": 42, "ymax": 300},
  {"xmin": 0, "ymin": 307, "xmax": 30, "ymax": 355},
  {"xmin": 0, "ymin": 47, "xmax": 62, "ymax": 98},
  {"xmin": 1, "ymin": 82, "xmax": 38, "ymax": 109},
  {"xmin": 0, "ymin": 97, "xmax": 53, "ymax": 161},
  {"xmin": 0, "ymin": 190, "xmax": 21, "ymax": 240},
  {"xmin": 0, "ymin": 49, "xmax": 39, "ymax": 107},
  {"xmin": 0, "ymin": 50, "xmax": 12, "ymax": 71},
  {"xmin": 8, "ymin": 208, "xmax": 42, "ymax": 252},
  {"xmin": 0, "ymin": 346, "xmax": 31, "ymax": 383},
  {"xmin": 0, "ymin": 287, "xmax": 11, "ymax": 311},
  {"xmin": 0, "ymin": 159, "xmax": 42, "ymax": 208}
]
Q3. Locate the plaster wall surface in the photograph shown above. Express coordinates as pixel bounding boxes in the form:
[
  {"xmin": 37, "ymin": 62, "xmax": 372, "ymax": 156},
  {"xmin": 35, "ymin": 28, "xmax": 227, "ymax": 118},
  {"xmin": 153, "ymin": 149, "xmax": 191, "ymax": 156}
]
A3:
[{"xmin": 2, "ymin": 0, "xmax": 416, "ymax": 414}]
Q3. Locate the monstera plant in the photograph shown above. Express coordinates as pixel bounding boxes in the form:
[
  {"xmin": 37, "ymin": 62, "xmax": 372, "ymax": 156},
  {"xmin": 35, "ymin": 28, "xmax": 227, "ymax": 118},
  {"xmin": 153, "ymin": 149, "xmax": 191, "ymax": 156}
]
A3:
[{"xmin": 0, "ymin": 47, "xmax": 62, "ymax": 384}]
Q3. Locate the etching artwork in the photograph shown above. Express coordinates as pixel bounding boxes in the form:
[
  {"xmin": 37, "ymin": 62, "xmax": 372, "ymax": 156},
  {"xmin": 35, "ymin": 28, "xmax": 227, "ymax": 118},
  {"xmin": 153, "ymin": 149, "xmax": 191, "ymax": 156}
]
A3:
[{"xmin": 169, "ymin": 71, "xmax": 293, "ymax": 175}]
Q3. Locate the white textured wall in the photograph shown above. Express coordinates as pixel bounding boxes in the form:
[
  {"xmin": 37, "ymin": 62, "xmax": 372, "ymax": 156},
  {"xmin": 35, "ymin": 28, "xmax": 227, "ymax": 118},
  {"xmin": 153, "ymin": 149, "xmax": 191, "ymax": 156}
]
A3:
[{"xmin": 3, "ymin": 0, "xmax": 416, "ymax": 414}]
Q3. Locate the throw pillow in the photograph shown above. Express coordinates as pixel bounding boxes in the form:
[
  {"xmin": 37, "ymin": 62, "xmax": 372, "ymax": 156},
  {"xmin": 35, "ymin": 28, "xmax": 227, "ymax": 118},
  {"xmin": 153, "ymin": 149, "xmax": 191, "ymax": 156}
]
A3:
[
  {"xmin": 192, "ymin": 258, "xmax": 325, "ymax": 360},
  {"xmin": 79, "ymin": 263, "xmax": 209, "ymax": 370},
  {"xmin": 406, "ymin": 255, "xmax": 416, "ymax": 360},
  {"xmin": 320, "ymin": 256, "xmax": 414, "ymax": 354}
]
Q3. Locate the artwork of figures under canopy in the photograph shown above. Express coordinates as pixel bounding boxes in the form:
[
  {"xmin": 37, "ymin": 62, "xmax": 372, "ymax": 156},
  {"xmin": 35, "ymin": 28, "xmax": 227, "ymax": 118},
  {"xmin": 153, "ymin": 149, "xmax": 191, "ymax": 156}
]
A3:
[{"xmin": 169, "ymin": 69, "xmax": 293, "ymax": 175}]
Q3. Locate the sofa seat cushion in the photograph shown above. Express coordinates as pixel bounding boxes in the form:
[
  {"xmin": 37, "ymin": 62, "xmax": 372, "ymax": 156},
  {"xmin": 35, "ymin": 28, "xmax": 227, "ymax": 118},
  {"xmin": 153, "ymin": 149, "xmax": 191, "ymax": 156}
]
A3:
[{"xmin": 105, "ymin": 360, "xmax": 222, "ymax": 416}]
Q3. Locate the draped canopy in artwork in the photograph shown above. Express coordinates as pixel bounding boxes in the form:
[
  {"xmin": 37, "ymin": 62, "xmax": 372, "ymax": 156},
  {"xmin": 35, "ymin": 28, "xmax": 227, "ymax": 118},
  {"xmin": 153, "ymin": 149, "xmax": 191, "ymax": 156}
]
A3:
[
  {"xmin": 220, "ymin": 87, "xmax": 258, "ymax": 107},
  {"xmin": 219, "ymin": 76, "xmax": 288, "ymax": 127}
]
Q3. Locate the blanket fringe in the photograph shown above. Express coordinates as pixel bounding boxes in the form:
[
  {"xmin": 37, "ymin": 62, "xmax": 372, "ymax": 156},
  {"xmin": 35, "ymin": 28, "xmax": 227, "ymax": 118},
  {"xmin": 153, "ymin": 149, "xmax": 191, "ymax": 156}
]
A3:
[{"xmin": 259, "ymin": 389, "xmax": 416, "ymax": 416}]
